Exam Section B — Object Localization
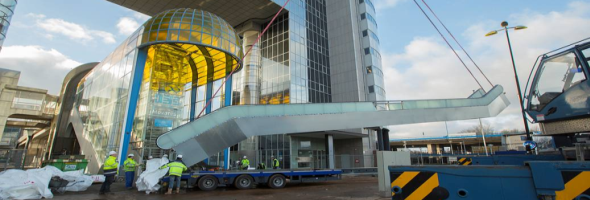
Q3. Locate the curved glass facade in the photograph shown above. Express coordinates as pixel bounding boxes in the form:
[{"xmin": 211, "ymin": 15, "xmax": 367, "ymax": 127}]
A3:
[
  {"xmin": 139, "ymin": 8, "xmax": 242, "ymax": 85},
  {"xmin": 0, "ymin": 0, "xmax": 17, "ymax": 51},
  {"xmin": 73, "ymin": 8, "xmax": 242, "ymax": 168},
  {"xmin": 140, "ymin": 8, "xmax": 241, "ymax": 57}
]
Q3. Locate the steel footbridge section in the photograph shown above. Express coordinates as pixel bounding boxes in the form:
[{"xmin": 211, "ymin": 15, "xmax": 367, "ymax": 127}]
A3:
[
  {"xmin": 69, "ymin": 108, "xmax": 104, "ymax": 173},
  {"xmin": 157, "ymin": 85, "xmax": 510, "ymax": 167}
]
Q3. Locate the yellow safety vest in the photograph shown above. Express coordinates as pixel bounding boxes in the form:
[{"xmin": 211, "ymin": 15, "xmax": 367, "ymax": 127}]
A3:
[
  {"xmin": 273, "ymin": 158, "xmax": 280, "ymax": 167},
  {"xmin": 160, "ymin": 161, "xmax": 187, "ymax": 176},
  {"xmin": 124, "ymin": 158, "xmax": 137, "ymax": 172},
  {"xmin": 103, "ymin": 156, "xmax": 118, "ymax": 175},
  {"xmin": 241, "ymin": 159, "xmax": 250, "ymax": 168}
]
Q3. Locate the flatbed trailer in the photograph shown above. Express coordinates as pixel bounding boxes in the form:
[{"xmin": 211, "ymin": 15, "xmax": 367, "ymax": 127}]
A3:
[{"xmin": 160, "ymin": 169, "xmax": 342, "ymax": 191}]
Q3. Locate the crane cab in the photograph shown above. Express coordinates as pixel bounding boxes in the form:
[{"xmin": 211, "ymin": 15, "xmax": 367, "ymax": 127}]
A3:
[{"xmin": 525, "ymin": 40, "xmax": 590, "ymax": 135}]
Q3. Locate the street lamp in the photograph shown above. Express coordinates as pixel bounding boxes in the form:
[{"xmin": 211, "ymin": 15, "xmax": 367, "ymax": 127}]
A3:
[{"xmin": 485, "ymin": 21, "xmax": 532, "ymax": 152}]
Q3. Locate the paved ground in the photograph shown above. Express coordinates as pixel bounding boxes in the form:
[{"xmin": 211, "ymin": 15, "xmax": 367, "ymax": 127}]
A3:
[{"xmin": 53, "ymin": 174, "xmax": 387, "ymax": 200}]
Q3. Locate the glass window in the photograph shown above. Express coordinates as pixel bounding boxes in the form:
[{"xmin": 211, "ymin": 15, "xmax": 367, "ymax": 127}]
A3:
[
  {"xmin": 364, "ymin": 13, "xmax": 378, "ymax": 27},
  {"xmin": 196, "ymin": 85, "xmax": 206, "ymax": 101},
  {"xmin": 365, "ymin": 0, "xmax": 376, "ymax": 13},
  {"xmin": 364, "ymin": 48, "xmax": 370, "ymax": 55},
  {"xmin": 211, "ymin": 96, "xmax": 221, "ymax": 111},
  {"xmin": 369, "ymin": 30, "xmax": 380, "ymax": 44},
  {"xmin": 12, "ymin": 91, "xmax": 44, "ymax": 110},
  {"xmin": 300, "ymin": 141, "xmax": 311, "ymax": 148},
  {"xmin": 366, "ymin": 66, "xmax": 372, "ymax": 74},
  {"xmin": 582, "ymin": 47, "xmax": 590, "ymax": 67},
  {"xmin": 368, "ymin": 85, "xmax": 375, "ymax": 93},
  {"xmin": 362, "ymin": 30, "xmax": 368, "ymax": 37},
  {"xmin": 530, "ymin": 52, "xmax": 586, "ymax": 111}
]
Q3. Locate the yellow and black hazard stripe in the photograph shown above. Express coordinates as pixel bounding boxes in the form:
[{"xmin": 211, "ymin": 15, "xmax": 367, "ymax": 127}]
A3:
[
  {"xmin": 390, "ymin": 171, "xmax": 441, "ymax": 200},
  {"xmin": 458, "ymin": 157, "xmax": 472, "ymax": 165},
  {"xmin": 555, "ymin": 171, "xmax": 590, "ymax": 200}
]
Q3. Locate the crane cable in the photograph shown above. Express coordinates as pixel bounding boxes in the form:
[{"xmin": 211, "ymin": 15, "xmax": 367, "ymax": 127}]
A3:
[
  {"xmin": 196, "ymin": 0, "xmax": 291, "ymax": 119},
  {"xmin": 421, "ymin": 0, "xmax": 494, "ymax": 88},
  {"xmin": 413, "ymin": 0, "xmax": 485, "ymax": 92}
]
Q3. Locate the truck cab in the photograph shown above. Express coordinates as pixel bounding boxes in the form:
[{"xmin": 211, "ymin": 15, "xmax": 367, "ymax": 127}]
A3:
[{"xmin": 525, "ymin": 41, "xmax": 590, "ymax": 136}]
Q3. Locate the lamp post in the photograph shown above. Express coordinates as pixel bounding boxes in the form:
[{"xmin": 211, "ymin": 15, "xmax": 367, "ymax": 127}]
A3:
[{"xmin": 485, "ymin": 21, "xmax": 532, "ymax": 152}]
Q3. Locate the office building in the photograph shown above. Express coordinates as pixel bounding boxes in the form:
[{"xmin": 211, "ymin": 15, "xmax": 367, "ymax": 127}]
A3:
[
  {"xmin": 48, "ymin": 0, "xmax": 385, "ymax": 172},
  {"xmin": 0, "ymin": 0, "xmax": 17, "ymax": 52}
]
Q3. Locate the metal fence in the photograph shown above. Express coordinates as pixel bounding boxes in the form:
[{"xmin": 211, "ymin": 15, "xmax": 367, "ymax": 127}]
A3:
[
  {"xmin": 0, "ymin": 149, "xmax": 26, "ymax": 171},
  {"xmin": 214, "ymin": 154, "xmax": 377, "ymax": 170}
]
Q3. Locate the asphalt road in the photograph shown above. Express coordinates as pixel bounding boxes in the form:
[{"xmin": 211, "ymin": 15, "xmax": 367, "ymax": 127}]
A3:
[{"xmin": 52, "ymin": 174, "xmax": 387, "ymax": 200}]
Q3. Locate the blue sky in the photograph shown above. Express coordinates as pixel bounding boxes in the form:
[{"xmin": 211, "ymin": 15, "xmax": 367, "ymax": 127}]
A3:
[
  {"xmin": 3, "ymin": 0, "xmax": 136, "ymax": 62},
  {"xmin": 1, "ymin": 0, "xmax": 589, "ymax": 138},
  {"xmin": 377, "ymin": 0, "xmax": 573, "ymax": 56}
]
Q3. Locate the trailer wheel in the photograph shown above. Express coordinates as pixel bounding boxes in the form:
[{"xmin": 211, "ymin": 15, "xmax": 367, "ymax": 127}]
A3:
[
  {"xmin": 267, "ymin": 174, "xmax": 286, "ymax": 189},
  {"xmin": 235, "ymin": 175, "xmax": 254, "ymax": 189},
  {"xmin": 197, "ymin": 175, "xmax": 218, "ymax": 191}
]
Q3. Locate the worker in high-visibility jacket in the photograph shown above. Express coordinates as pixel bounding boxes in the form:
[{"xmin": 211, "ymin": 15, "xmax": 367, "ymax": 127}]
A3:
[
  {"xmin": 271, "ymin": 156, "xmax": 280, "ymax": 169},
  {"xmin": 160, "ymin": 155, "xmax": 187, "ymax": 195},
  {"xmin": 257, "ymin": 162, "xmax": 266, "ymax": 170},
  {"xmin": 241, "ymin": 156, "xmax": 250, "ymax": 170},
  {"xmin": 99, "ymin": 151, "xmax": 118, "ymax": 195},
  {"xmin": 123, "ymin": 154, "xmax": 139, "ymax": 189}
]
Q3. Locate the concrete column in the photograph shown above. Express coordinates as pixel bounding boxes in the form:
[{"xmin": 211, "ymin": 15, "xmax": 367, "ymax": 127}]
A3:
[
  {"xmin": 238, "ymin": 29, "xmax": 262, "ymax": 105},
  {"xmin": 436, "ymin": 144, "xmax": 442, "ymax": 155},
  {"xmin": 427, "ymin": 144, "xmax": 434, "ymax": 154},
  {"xmin": 449, "ymin": 142, "xmax": 454, "ymax": 154},
  {"xmin": 325, "ymin": 134, "xmax": 335, "ymax": 169},
  {"xmin": 376, "ymin": 128, "xmax": 384, "ymax": 151},
  {"xmin": 382, "ymin": 128, "xmax": 390, "ymax": 151}
]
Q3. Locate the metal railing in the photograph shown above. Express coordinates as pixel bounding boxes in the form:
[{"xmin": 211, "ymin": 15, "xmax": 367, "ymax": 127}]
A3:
[
  {"xmin": 209, "ymin": 154, "xmax": 376, "ymax": 170},
  {"xmin": 373, "ymin": 85, "xmax": 503, "ymax": 111},
  {"xmin": 0, "ymin": 149, "xmax": 26, "ymax": 171}
]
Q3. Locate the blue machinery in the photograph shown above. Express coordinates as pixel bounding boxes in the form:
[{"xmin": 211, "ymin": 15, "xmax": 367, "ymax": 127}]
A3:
[
  {"xmin": 457, "ymin": 154, "xmax": 565, "ymax": 166},
  {"xmin": 389, "ymin": 161, "xmax": 590, "ymax": 200},
  {"xmin": 523, "ymin": 38, "xmax": 590, "ymax": 137},
  {"xmin": 388, "ymin": 39, "xmax": 590, "ymax": 200}
]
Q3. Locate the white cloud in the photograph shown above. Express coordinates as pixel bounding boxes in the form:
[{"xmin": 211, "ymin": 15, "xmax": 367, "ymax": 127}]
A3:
[
  {"xmin": 28, "ymin": 13, "xmax": 116, "ymax": 44},
  {"xmin": 116, "ymin": 13, "xmax": 151, "ymax": 36},
  {"xmin": 133, "ymin": 13, "xmax": 151, "ymax": 21},
  {"xmin": 92, "ymin": 30, "xmax": 117, "ymax": 44},
  {"xmin": 384, "ymin": 1, "xmax": 590, "ymax": 138},
  {"xmin": 374, "ymin": 0, "xmax": 407, "ymax": 10},
  {"xmin": 117, "ymin": 17, "xmax": 140, "ymax": 35},
  {"xmin": 0, "ymin": 45, "xmax": 82, "ymax": 95}
]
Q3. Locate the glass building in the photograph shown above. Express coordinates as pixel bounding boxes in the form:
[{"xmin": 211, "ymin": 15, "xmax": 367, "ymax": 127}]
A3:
[
  {"xmin": 0, "ymin": 0, "xmax": 17, "ymax": 52},
  {"xmin": 70, "ymin": 8, "xmax": 242, "ymax": 173},
  {"xmin": 55, "ymin": 0, "xmax": 386, "ymax": 172}
]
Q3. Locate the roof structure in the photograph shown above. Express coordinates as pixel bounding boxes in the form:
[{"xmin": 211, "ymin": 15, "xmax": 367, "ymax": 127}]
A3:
[{"xmin": 106, "ymin": 0, "xmax": 283, "ymax": 27}]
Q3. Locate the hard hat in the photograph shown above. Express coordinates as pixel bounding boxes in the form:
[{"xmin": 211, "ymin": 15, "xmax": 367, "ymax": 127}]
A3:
[
  {"xmin": 109, "ymin": 151, "xmax": 117, "ymax": 155},
  {"xmin": 148, "ymin": 156, "xmax": 153, "ymax": 159},
  {"xmin": 128, "ymin": 154, "xmax": 134, "ymax": 157},
  {"xmin": 177, "ymin": 155, "xmax": 183, "ymax": 159},
  {"xmin": 163, "ymin": 154, "xmax": 168, "ymax": 157},
  {"xmin": 243, "ymin": 156, "xmax": 247, "ymax": 159}
]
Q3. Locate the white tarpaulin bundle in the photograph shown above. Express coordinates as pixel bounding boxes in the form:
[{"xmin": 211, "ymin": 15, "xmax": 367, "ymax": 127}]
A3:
[
  {"xmin": 0, "ymin": 166, "xmax": 95, "ymax": 199},
  {"xmin": 55, "ymin": 170, "xmax": 95, "ymax": 192},
  {"xmin": 136, "ymin": 157, "xmax": 169, "ymax": 194}
]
